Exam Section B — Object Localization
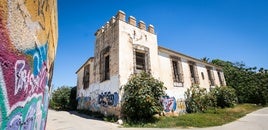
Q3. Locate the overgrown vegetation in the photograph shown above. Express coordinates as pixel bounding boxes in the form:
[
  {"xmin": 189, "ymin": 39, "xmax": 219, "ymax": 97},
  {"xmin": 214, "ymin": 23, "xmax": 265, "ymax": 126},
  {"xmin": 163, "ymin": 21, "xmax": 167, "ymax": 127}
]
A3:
[
  {"xmin": 212, "ymin": 59, "xmax": 268, "ymax": 105},
  {"xmin": 211, "ymin": 86, "xmax": 237, "ymax": 108},
  {"xmin": 121, "ymin": 72, "xmax": 166, "ymax": 122},
  {"xmin": 124, "ymin": 104, "xmax": 262, "ymax": 128},
  {"xmin": 49, "ymin": 86, "xmax": 77, "ymax": 110},
  {"xmin": 185, "ymin": 85, "xmax": 237, "ymax": 113}
]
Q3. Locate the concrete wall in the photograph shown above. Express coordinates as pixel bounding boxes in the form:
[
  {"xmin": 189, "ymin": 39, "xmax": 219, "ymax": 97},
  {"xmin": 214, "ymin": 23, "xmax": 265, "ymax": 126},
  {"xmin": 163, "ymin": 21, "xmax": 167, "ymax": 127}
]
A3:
[{"xmin": 0, "ymin": 0, "xmax": 58, "ymax": 129}]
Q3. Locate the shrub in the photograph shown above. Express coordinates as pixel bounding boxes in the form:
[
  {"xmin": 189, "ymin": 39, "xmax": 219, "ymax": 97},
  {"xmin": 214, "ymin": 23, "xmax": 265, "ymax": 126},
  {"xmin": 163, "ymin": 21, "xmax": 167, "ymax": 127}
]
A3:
[
  {"xmin": 210, "ymin": 86, "xmax": 237, "ymax": 108},
  {"xmin": 185, "ymin": 85, "xmax": 210, "ymax": 113},
  {"xmin": 49, "ymin": 86, "xmax": 71, "ymax": 110},
  {"xmin": 185, "ymin": 85, "xmax": 237, "ymax": 113},
  {"xmin": 121, "ymin": 72, "xmax": 166, "ymax": 122}
]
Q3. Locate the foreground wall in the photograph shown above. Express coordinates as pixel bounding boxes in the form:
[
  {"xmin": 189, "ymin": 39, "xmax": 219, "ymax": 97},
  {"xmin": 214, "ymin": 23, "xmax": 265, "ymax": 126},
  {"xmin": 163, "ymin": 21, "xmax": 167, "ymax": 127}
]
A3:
[{"xmin": 0, "ymin": 0, "xmax": 58, "ymax": 129}]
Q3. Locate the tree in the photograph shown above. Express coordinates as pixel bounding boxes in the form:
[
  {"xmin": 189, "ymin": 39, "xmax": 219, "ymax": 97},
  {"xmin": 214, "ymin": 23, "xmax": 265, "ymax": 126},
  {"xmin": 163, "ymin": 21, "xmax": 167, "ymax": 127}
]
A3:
[
  {"xmin": 211, "ymin": 59, "xmax": 268, "ymax": 105},
  {"xmin": 121, "ymin": 72, "xmax": 166, "ymax": 122},
  {"xmin": 49, "ymin": 86, "xmax": 72, "ymax": 110}
]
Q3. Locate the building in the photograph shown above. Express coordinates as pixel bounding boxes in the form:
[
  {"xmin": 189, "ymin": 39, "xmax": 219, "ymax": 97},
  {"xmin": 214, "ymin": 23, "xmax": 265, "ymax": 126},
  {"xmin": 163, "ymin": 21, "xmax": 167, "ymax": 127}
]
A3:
[{"xmin": 76, "ymin": 10, "xmax": 226, "ymax": 116}]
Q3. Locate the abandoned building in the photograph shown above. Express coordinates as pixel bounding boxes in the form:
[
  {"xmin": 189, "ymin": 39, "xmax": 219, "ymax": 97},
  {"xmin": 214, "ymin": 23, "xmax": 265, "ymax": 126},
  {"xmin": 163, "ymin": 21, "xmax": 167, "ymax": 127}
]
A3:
[{"xmin": 76, "ymin": 10, "xmax": 226, "ymax": 116}]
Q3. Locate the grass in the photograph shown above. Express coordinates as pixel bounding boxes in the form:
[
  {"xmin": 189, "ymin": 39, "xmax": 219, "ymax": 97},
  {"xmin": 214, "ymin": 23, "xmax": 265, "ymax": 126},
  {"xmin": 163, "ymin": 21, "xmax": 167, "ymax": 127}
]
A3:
[{"xmin": 123, "ymin": 104, "xmax": 263, "ymax": 128}]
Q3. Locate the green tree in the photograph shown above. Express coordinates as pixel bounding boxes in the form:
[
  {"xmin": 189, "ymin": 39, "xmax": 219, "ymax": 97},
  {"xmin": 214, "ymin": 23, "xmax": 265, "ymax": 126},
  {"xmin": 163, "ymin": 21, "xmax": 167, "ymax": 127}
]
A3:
[
  {"xmin": 121, "ymin": 72, "xmax": 166, "ymax": 122},
  {"xmin": 49, "ymin": 86, "xmax": 71, "ymax": 110},
  {"xmin": 211, "ymin": 59, "xmax": 268, "ymax": 105},
  {"xmin": 210, "ymin": 86, "xmax": 237, "ymax": 108}
]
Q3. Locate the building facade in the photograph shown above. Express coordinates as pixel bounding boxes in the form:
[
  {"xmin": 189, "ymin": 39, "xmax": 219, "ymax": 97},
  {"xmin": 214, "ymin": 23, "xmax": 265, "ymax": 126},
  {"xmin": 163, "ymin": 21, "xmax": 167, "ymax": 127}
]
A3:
[{"xmin": 76, "ymin": 10, "xmax": 226, "ymax": 116}]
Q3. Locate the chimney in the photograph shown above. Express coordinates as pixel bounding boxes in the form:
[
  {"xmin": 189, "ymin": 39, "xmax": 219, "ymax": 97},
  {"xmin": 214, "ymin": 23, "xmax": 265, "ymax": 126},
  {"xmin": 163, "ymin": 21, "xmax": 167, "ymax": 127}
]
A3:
[
  {"xmin": 148, "ymin": 24, "xmax": 154, "ymax": 34},
  {"xmin": 128, "ymin": 16, "xmax": 136, "ymax": 26},
  {"xmin": 116, "ymin": 10, "xmax": 126, "ymax": 21},
  {"xmin": 138, "ymin": 20, "xmax": 146, "ymax": 30}
]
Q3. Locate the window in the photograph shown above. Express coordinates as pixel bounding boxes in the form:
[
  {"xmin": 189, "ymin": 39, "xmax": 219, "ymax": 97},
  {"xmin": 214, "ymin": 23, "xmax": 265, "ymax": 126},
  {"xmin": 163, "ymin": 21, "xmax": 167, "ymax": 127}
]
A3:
[
  {"xmin": 83, "ymin": 64, "xmax": 90, "ymax": 89},
  {"xmin": 206, "ymin": 67, "xmax": 215, "ymax": 86},
  {"xmin": 104, "ymin": 55, "xmax": 110, "ymax": 80},
  {"xmin": 133, "ymin": 45, "xmax": 150, "ymax": 74},
  {"xmin": 136, "ymin": 52, "xmax": 145, "ymax": 71},
  {"xmin": 201, "ymin": 72, "xmax": 205, "ymax": 80},
  {"xmin": 171, "ymin": 57, "xmax": 184, "ymax": 83},
  {"xmin": 189, "ymin": 62, "xmax": 199, "ymax": 84},
  {"xmin": 217, "ymin": 71, "xmax": 224, "ymax": 86},
  {"xmin": 100, "ymin": 46, "xmax": 110, "ymax": 82}
]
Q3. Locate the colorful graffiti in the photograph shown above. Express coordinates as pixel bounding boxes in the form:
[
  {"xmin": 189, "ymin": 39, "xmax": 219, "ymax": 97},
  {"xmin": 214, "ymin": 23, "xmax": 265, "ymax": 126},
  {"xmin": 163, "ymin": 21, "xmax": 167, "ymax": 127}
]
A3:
[
  {"xmin": 176, "ymin": 99, "xmax": 186, "ymax": 114},
  {"xmin": 77, "ymin": 91, "xmax": 120, "ymax": 116},
  {"xmin": 98, "ymin": 92, "xmax": 119, "ymax": 107},
  {"xmin": 0, "ymin": 0, "xmax": 57, "ymax": 130},
  {"xmin": 161, "ymin": 96, "xmax": 177, "ymax": 112}
]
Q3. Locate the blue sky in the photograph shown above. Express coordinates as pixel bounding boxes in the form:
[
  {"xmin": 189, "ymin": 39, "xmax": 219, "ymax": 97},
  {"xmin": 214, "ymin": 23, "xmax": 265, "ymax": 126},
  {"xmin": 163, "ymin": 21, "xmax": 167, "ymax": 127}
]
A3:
[{"xmin": 53, "ymin": 0, "xmax": 268, "ymax": 87}]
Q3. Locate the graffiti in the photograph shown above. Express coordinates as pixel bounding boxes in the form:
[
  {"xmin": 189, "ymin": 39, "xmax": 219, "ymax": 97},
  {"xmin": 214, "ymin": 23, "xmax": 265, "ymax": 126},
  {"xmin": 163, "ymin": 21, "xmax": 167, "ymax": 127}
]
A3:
[
  {"xmin": 0, "ymin": 0, "xmax": 57, "ymax": 129},
  {"xmin": 176, "ymin": 99, "xmax": 186, "ymax": 114},
  {"xmin": 15, "ymin": 59, "xmax": 47, "ymax": 95},
  {"xmin": 6, "ymin": 113, "xmax": 22, "ymax": 130},
  {"xmin": 98, "ymin": 92, "xmax": 119, "ymax": 107},
  {"xmin": 161, "ymin": 96, "xmax": 176, "ymax": 112}
]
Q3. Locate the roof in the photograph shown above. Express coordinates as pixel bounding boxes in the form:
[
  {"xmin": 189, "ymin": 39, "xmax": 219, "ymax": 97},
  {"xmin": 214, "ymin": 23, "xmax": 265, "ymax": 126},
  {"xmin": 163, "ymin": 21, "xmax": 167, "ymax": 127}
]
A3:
[
  {"xmin": 75, "ymin": 57, "xmax": 94, "ymax": 74},
  {"xmin": 158, "ymin": 46, "xmax": 222, "ymax": 70}
]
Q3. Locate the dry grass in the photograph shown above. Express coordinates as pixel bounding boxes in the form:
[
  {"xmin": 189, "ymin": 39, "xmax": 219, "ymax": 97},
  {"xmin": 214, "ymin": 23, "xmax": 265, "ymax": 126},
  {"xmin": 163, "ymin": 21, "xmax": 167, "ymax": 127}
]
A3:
[{"xmin": 124, "ymin": 104, "xmax": 263, "ymax": 128}]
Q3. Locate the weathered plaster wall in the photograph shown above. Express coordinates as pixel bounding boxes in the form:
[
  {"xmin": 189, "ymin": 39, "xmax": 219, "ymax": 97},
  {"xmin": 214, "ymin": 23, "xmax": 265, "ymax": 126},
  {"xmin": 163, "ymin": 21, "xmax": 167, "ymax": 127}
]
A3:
[
  {"xmin": 77, "ymin": 16, "xmax": 120, "ymax": 116},
  {"xmin": 118, "ymin": 18, "xmax": 159, "ymax": 87},
  {"xmin": 0, "ymin": 0, "xmax": 58, "ymax": 129},
  {"xmin": 158, "ymin": 49, "xmax": 226, "ymax": 114}
]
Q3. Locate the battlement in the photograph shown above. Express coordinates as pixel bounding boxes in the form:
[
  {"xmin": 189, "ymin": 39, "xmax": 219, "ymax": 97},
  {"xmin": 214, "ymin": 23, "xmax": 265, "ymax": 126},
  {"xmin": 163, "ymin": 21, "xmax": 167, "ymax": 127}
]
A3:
[{"xmin": 95, "ymin": 10, "xmax": 155, "ymax": 36}]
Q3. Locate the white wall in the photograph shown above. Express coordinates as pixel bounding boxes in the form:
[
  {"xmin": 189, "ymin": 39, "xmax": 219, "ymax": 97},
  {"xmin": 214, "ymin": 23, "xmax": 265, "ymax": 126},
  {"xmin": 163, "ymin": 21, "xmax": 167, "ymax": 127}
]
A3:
[{"xmin": 118, "ymin": 20, "xmax": 159, "ymax": 87}]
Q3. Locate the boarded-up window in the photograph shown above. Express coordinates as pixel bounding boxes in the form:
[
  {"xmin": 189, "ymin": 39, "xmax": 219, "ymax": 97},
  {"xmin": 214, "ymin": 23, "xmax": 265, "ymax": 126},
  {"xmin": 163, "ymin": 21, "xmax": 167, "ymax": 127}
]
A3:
[
  {"xmin": 206, "ymin": 67, "xmax": 215, "ymax": 86},
  {"xmin": 189, "ymin": 62, "xmax": 199, "ymax": 85},
  {"xmin": 217, "ymin": 71, "xmax": 224, "ymax": 86},
  {"xmin": 133, "ymin": 45, "xmax": 150, "ymax": 74},
  {"xmin": 136, "ymin": 52, "xmax": 145, "ymax": 71},
  {"xmin": 171, "ymin": 56, "xmax": 184, "ymax": 83},
  {"xmin": 83, "ymin": 64, "xmax": 90, "ymax": 89}
]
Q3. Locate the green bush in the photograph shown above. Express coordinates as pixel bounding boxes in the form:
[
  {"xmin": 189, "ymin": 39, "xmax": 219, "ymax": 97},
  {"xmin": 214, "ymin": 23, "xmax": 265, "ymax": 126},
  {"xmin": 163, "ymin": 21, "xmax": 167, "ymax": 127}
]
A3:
[
  {"xmin": 49, "ymin": 86, "xmax": 71, "ymax": 110},
  {"xmin": 210, "ymin": 86, "xmax": 237, "ymax": 108},
  {"xmin": 121, "ymin": 72, "xmax": 166, "ymax": 122},
  {"xmin": 185, "ymin": 85, "xmax": 237, "ymax": 113},
  {"xmin": 185, "ymin": 85, "xmax": 210, "ymax": 113}
]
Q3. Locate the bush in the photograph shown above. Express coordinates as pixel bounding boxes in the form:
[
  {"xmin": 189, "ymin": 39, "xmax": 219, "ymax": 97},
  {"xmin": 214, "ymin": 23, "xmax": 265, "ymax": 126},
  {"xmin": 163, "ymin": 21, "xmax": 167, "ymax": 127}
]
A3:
[
  {"xmin": 210, "ymin": 86, "xmax": 237, "ymax": 108},
  {"xmin": 121, "ymin": 72, "xmax": 166, "ymax": 122},
  {"xmin": 49, "ymin": 86, "xmax": 71, "ymax": 110},
  {"xmin": 185, "ymin": 85, "xmax": 237, "ymax": 113},
  {"xmin": 185, "ymin": 85, "xmax": 210, "ymax": 113}
]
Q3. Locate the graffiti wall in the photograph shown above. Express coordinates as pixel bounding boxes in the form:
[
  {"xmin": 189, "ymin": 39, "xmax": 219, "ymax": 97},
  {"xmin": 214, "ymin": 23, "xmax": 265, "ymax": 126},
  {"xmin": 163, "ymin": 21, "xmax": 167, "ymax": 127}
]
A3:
[
  {"xmin": 161, "ymin": 96, "xmax": 186, "ymax": 115},
  {"xmin": 0, "ymin": 0, "xmax": 58, "ymax": 129},
  {"xmin": 77, "ymin": 90, "xmax": 120, "ymax": 116}
]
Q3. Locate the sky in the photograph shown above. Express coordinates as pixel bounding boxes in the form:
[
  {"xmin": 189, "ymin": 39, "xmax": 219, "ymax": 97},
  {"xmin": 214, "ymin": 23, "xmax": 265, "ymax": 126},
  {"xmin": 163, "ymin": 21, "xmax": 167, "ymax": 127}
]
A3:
[{"xmin": 53, "ymin": 0, "xmax": 268, "ymax": 88}]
